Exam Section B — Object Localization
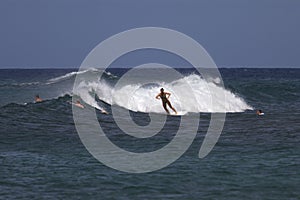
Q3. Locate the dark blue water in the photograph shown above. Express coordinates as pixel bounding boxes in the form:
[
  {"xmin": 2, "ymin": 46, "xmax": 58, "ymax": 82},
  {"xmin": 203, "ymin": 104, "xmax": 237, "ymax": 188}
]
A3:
[{"xmin": 0, "ymin": 68, "xmax": 299, "ymax": 199}]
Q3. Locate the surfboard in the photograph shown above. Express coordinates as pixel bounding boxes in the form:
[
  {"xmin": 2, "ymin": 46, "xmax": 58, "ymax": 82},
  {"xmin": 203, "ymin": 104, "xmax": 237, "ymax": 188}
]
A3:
[
  {"xmin": 68, "ymin": 101, "xmax": 109, "ymax": 114},
  {"xmin": 68, "ymin": 101, "xmax": 84, "ymax": 109},
  {"xmin": 97, "ymin": 108, "xmax": 109, "ymax": 114},
  {"xmin": 169, "ymin": 111, "xmax": 186, "ymax": 116}
]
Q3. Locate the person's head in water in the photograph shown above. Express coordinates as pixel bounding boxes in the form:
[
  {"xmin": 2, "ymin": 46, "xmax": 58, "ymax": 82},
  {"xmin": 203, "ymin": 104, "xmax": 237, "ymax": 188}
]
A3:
[
  {"xmin": 160, "ymin": 88, "xmax": 164, "ymax": 93},
  {"xmin": 256, "ymin": 109, "xmax": 264, "ymax": 116},
  {"xmin": 35, "ymin": 94, "xmax": 43, "ymax": 102}
]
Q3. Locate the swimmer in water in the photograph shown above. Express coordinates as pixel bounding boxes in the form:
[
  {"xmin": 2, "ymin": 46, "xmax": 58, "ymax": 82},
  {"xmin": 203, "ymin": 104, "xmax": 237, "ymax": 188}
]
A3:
[
  {"xmin": 156, "ymin": 88, "xmax": 177, "ymax": 115},
  {"xmin": 34, "ymin": 95, "xmax": 43, "ymax": 103},
  {"xmin": 256, "ymin": 109, "xmax": 264, "ymax": 116}
]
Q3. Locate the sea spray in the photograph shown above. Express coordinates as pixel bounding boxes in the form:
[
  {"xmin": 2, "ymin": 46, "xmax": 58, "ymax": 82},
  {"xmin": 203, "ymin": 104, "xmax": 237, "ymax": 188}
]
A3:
[{"xmin": 74, "ymin": 72, "xmax": 252, "ymax": 113}]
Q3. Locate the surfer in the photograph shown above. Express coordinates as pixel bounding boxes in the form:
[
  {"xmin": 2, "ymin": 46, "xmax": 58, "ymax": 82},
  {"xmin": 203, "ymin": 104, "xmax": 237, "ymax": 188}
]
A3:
[
  {"xmin": 256, "ymin": 109, "xmax": 264, "ymax": 116},
  {"xmin": 34, "ymin": 95, "xmax": 43, "ymax": 103},
  {"xmin": 74, "ymin": 100, "xmax": 85, "ymax": 109},
  {"xmin": 156, "ymin": 88, "xmax": 177, "ymax": 115}
]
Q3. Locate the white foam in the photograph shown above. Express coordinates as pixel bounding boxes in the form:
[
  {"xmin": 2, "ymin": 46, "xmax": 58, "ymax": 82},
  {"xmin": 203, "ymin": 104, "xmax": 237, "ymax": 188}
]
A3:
[
  {"xmin": 73, "ymin": 81, "xmax": 107, "ymax": 112},
  {"xmin": 46, "ymin": 68, "xmax": 102, "ymax": 84},
  {"xmin": 74, "ymin": 74, "xmax": 253, "ymax": 114}
]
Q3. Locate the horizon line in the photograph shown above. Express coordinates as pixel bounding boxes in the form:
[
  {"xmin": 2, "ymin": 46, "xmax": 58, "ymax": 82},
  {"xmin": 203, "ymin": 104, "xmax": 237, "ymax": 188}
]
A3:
[{"xmin": 0, "ymin": 65, "xmax": 300, "ymax": 70}]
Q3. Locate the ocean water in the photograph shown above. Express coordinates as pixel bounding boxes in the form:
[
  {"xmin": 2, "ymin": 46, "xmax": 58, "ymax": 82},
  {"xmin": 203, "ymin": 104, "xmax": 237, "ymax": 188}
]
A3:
[{"xmin": 0, "ymin": 68, "xmax": 299, "ymax": 199}]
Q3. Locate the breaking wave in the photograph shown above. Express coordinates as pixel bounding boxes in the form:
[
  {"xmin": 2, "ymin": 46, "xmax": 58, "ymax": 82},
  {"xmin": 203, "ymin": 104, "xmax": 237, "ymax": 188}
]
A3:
[{"xmin": 73, "ymin": 71, "xmax": 252, "ymax": 114}]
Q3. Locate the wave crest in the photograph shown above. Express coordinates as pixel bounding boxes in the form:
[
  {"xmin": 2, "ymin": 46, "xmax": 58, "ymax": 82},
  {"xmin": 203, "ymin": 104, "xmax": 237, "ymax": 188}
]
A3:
[
  {"xmin": 46, "ymin": 68, "xmax": 116, "ymax": 84},
  {"xmin": 74, "ymin": 73, "xmax": 252, "ymax": 114}
]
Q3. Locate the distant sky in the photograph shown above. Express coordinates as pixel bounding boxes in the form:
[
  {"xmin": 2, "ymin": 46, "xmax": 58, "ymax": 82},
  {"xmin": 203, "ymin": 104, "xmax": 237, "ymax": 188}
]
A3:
[{"xmin": 0, "ymin": 0, "xmax": 300, "ymax": 68}]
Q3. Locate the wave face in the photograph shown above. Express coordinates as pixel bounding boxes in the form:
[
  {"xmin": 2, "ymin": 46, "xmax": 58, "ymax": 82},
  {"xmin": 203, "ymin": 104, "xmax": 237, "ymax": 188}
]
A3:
[
  {"xmin": 73, "ymin": 70, "xmax": 252, "ymax": 114},
  {"xmin": 0, "ymin": 68, "xmax": 256, "ymax": 113}
]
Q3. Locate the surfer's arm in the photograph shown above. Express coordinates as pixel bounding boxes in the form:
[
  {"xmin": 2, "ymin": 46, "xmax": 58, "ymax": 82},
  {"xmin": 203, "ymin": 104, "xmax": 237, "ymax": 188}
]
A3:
[
  {"xmin": 166, "ymin": 92, "xmax": 171, "ymax": 98},
  {"xmin": 155, "ymin": 94, "xmax": 160, "ymax": 99}
]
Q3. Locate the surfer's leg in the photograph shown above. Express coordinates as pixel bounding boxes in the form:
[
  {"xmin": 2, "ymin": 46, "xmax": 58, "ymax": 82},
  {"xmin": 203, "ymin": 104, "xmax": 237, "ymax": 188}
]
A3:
[
  {"xmin": 167, "ymin": 101, "xmax": 177, "ymax": 114},
  {"xmin": 163, "ymin": 102, "xmax": 170, "ymax": 114}
]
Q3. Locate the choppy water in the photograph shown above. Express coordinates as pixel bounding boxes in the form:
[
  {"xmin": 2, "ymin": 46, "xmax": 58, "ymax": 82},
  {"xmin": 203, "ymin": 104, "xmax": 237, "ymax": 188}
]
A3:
[{"xmin": 0, "ymin": 68, "xmax": 299, "ymax": 199}]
